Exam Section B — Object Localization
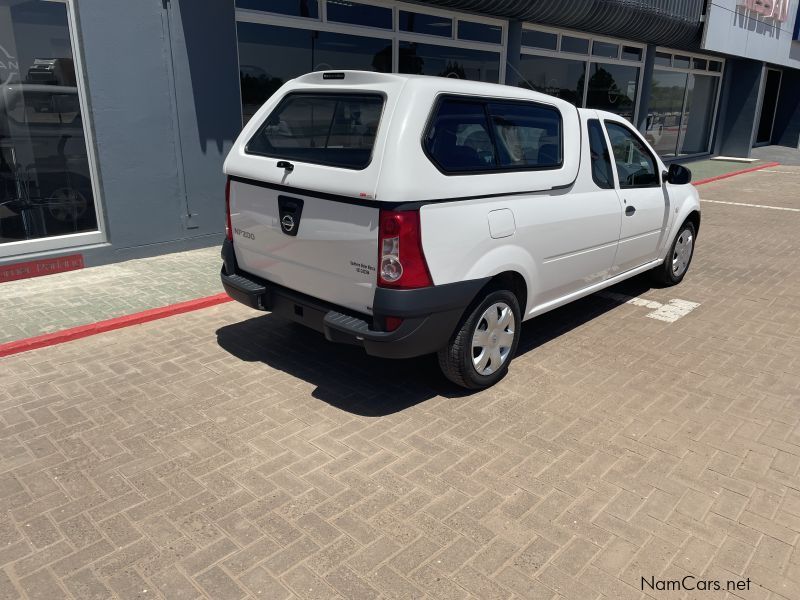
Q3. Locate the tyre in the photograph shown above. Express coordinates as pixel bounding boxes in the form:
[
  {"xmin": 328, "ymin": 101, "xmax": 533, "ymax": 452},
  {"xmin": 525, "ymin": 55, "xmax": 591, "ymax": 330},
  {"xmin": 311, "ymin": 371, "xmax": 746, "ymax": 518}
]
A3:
[
  {"xmin": 437, "ymin": 289, "xmax": 521, "ymax": 389},
  {"xmin": 652, "ymin": 220, "xmax": 696, "ymax": 286}
]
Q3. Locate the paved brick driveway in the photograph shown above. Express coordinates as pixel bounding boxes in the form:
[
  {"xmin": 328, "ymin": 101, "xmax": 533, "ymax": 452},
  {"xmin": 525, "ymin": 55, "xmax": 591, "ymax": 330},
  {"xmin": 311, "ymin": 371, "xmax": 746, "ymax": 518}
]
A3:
[{"xmin": 1, "ymin": 169, "xmax": 799, "ymax": 599}]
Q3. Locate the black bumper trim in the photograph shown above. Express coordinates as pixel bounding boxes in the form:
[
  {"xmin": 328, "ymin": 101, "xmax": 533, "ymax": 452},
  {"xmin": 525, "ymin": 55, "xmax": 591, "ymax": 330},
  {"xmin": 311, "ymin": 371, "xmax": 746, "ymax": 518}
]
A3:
[{"xmin": 220, "ymin": 244, "xmax": 487, "ymax": 359}]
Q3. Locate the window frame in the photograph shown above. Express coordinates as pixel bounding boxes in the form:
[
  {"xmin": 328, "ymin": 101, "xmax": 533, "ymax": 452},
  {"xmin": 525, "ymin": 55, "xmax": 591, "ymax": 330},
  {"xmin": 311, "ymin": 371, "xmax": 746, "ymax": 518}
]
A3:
[
  {"xmin": 244, "ymin": 91, "xmax": 386, "ymax": 171},
  {"xmin": 421, "ymin": 93, "xmax": 565, "ymax": 176},
  {"xmin": 587, "ymin": 119, "xmax": 614, "ymax": 190},
  {"xmin": 0, "ymin": 0, "xmax": 107, "ymax": 259},
  {"xmin": 603, "ymin": 120, "xmax": 662, "ymax": 189},
  {"xmin": 519, "ymin": 24, "xmax": 645, "ymax": 123}
]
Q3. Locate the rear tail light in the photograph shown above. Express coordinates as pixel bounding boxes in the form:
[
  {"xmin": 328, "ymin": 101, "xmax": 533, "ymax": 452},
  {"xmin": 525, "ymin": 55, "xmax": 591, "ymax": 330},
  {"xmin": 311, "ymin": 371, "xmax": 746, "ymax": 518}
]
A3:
[
  {"xmin": 377, "ymin": 209, "xmax": 432, "ymax": 289},
  {"xmin": 224, "ymin": 177, "xmax": 232, "ymax": 241}
]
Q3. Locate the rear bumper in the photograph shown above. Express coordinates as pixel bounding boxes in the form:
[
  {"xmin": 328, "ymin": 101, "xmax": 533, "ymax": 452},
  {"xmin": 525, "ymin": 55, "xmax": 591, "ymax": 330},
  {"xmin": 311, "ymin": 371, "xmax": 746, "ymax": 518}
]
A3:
[{"xmin": 220, "ymin": 239, "xmax": 487, "ymax": 359}]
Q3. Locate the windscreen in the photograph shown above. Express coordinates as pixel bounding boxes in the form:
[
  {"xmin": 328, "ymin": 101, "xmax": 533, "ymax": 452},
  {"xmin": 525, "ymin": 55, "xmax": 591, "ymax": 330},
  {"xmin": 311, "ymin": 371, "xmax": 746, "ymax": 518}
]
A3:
[{"xmin": 246, "ymin": 93, "xmax": 384, "ymax": 170}]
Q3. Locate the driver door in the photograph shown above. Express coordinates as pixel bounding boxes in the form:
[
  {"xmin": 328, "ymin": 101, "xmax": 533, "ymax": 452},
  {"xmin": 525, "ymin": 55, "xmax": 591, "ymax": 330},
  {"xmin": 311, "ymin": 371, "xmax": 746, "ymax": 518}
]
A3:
[{"xmin": 604, "ymin": 120, "xmax": 668, "ymax": 275}]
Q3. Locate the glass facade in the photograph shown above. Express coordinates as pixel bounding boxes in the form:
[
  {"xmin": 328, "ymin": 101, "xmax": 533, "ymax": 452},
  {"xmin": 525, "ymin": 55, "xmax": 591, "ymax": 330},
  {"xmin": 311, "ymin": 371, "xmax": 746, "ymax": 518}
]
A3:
[
  {"xmin": 647, "ymin": 50, "xmax": 723, "ymax": 157},
  {"xmin": 399, "ymin": 42, "xmax": 499, "ymax": 82},
  {"xmin": 237, "ymin": 22, "xmax": 392, "ymax": 123},
  {"xmin": 0, "ymin": 0, "xmax": 98, "ymax": 248},
  {"xmin": 236, "ymin": 5, "xmax": 504, "ymax": 121},
  {"xmin": 235, "ymin": 9, "xmax": 724, "ymax": 160},
  {"xmin": 519, "ymin": 28, "xmax": 642, "ymax": 121}
]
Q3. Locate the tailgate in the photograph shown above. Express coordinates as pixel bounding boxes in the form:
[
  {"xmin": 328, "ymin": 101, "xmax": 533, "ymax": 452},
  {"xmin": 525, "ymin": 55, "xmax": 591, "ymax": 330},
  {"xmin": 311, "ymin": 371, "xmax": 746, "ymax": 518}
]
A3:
[{"xmin": 230, "ymin": 179, "xmax": 379, "ymax": 315}]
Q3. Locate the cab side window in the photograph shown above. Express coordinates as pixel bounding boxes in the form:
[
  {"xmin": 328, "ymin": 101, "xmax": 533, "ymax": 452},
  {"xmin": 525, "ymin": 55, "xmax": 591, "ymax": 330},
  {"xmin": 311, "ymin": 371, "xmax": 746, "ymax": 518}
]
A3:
[
  {"xmin": 604, "ymin": 122, "xmax": 660, "ymax": 188},
  {"xmin": 587, "ymin": 119, "xmax": 613, "ymax": 189},
  {"xmin": 424, "ymin": 96, "xmax": 562, "ymax": 174}
]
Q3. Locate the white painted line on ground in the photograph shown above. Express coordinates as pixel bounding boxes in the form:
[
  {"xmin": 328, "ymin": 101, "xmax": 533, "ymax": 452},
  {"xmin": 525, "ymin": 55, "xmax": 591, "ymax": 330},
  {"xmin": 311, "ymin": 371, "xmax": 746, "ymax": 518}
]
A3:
[
  {"xmin": 759, "ymin": 169, "xmax": 800, "ymax": 174},
  {"xmin": 598, "ymin": 292, "xmax": 700, "ymax": 323},
  {"xmin": 700, "ymin": 198, "xmax": 800, "ymax": 212}
]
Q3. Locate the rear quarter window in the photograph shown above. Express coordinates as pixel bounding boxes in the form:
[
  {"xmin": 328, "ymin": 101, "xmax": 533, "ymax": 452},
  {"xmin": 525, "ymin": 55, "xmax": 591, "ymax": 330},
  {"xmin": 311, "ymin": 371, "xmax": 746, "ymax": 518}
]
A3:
[
  {"xmin": 424, "ymin": 96, "xmax": 563, "ymax": 174},
  {"xmin": 246, "ymin": 93, "xmax": 384, "ymax": 170}
]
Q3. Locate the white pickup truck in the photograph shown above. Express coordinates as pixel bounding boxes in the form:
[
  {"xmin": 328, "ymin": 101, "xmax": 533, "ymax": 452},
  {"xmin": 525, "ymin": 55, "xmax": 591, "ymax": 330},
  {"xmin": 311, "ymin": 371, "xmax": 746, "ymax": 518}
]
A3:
[{"xmin": 221, "ymin": 71, "xmax": 699, "ymax": 389}]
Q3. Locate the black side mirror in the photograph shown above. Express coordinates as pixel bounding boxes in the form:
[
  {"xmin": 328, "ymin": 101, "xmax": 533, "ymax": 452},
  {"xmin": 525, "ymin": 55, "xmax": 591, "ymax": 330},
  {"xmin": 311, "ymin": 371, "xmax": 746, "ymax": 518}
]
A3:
[{"xmin": 665, "ymin": 163, "xmax": 692, "ymax": 185}]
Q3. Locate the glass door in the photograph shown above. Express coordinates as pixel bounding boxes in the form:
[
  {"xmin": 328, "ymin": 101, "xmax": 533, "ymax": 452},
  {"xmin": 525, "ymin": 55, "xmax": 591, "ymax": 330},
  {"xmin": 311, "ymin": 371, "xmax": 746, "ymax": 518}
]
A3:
[{"xmin": 755, "ymin": 68, "xmax": 781, "ymax": 146}]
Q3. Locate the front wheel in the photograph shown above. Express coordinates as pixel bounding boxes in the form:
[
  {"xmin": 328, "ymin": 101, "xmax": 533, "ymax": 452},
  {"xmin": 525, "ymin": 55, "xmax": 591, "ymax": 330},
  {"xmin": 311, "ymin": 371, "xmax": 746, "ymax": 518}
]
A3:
[
  {"xmin": 652, "ymin": 220, "xmax": 696, "ymax": 286},
  {"xmin": 438, "ymin": 289, "xmax": 521, "ymax": 389}
]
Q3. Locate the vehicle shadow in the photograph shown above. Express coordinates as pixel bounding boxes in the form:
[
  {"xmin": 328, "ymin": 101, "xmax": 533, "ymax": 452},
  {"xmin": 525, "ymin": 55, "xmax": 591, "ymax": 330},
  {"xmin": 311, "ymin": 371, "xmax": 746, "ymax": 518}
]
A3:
[{"xmin": 215, "ymin": 275, "xmax": 656, "ymax": 416}]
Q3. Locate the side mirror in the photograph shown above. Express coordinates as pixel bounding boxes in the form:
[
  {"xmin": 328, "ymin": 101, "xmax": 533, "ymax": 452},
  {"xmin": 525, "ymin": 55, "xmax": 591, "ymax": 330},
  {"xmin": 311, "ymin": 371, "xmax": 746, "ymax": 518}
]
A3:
[{"xmin": 665, "ymin": 163, "xmax": 692, "ymax": 185}]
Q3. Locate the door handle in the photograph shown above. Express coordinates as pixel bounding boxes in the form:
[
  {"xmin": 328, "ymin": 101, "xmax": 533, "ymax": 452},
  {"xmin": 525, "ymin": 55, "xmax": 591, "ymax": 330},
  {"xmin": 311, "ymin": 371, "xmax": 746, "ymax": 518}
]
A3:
[{"xmin": 625, "ymin": 205, "xmax": 636, "ymax": 216}]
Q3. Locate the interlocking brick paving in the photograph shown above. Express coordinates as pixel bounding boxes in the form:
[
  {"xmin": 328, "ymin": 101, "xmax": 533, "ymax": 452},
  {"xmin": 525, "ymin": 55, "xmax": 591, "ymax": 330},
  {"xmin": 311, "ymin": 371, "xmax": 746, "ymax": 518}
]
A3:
[
  {"xmin": 0, "ymin": 246, "xmax": 221, "ymax": 344},
  {"xmin": 0, "ymin": 168, "xmax": 798, "ymax": 599}
]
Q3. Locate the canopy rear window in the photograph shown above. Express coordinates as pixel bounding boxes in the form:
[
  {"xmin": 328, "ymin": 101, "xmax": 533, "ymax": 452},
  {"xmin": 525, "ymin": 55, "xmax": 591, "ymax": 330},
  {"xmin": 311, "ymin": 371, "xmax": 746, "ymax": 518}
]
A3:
[{"xmin": 246, "ymin": 93, "xmax": 384, "ymax": 170}]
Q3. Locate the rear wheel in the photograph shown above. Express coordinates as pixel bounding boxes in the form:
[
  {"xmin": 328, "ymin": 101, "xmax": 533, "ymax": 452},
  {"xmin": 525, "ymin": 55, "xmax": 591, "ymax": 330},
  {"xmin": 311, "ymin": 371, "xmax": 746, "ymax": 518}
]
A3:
[
  {"xmin": 438, "ymin": 289, "xmax": 521, "ymax": 389},
  {"xmin": 652, "ymin": 220, "xmax": 696, "ymax": 286}
]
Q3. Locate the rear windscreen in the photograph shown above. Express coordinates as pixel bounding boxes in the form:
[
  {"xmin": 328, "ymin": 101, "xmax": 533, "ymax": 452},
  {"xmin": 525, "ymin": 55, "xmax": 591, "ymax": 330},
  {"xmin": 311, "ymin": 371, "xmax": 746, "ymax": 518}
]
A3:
[{"xmin": 246, "ymin": 93, "xmax": 384, "ymax": 170}]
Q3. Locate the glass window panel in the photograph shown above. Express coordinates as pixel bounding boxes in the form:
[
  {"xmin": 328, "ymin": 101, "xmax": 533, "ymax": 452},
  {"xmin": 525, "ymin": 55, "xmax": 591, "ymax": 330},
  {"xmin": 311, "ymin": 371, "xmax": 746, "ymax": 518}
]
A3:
[
  {"xmin": 621, "ymin": 45, "xmax": 642, "ymax": 61},
  {"xmin": 236, "ymin": 0, "xmax": 319, "ymax": 18},
  {"xmin": 647, "ymin": 69, "xmax": 688, "ymax": 157},
  {"xmin": 486, "ymin": 101, "xmax": 562, "ymax": 168},
  {"xmin": 680, "ymin": 74, "xmax": 719, "ymax": 154},
  {"xmin": 398, "ymin": 42, "xmax": 500, "ymax": 83},
  {"xmin": 587, "ymin": 119, "xmax": 614, "ymax": 189},
  {"xmin": 457, "ymin": 21, "xmax": 502, "ymax": 44},
  {"xmin": 326, "ymin": 1, "xmax": 391, "ymax": 29},
  {"xmin": 521, "ymin": 29, "xmax": 557, "ymax": 50},
  {"xmin": 605, "ymin": 122, "xmax": 659, "ymax": 188},
  {"xmin": 398, "ymin": 11, "xmax": 452, "ymax": 37},
  {"xmin": 517, "ymin": 54, "xmax": 586, "ymax": 106},
  {"xmin": 692, "ymin": 58, "xmax": 707, "ymax": 70},
  {"xmin": 0, "ymin": 0, "xmax": 98, "ymax": 245},
  {"xmin": 586, "ymin": 63, "xmax": 639, "ymax": 121},
  {"xmin": 592, "ymin": 41, "xmax": 619, "ymax": 59},
  {"xmin": 237, "ymin": 22, "xmax": 391, "ymax": 123},
  {"xmin": 708, "ymin": 60, "xmax": 722, "ymax": 72},
  {"xmin": 655, "ymin": 52, "xmax": 672, "ymax": 67},
  {"xmin": 247, "ymin": 93, "xmax": 384, "ymax": 169},
  {"xmin": 673, "ymin": 55, "xmax": 691, "ymax": 69},
  {"xmin": 561, "ymin": 36, "xmax": 590, "ymax": 54},
  {"xmin": 424, "ymin": 99, "xmax": 496, "ymax": 172}
]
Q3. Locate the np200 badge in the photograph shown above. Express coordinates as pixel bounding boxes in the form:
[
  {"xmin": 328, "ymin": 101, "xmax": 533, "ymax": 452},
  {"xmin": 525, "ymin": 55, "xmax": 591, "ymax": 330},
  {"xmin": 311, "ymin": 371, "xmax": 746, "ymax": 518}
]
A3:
[{"xmin": 233, "ymin": 228, "xmax": 254, "ymax": 240}]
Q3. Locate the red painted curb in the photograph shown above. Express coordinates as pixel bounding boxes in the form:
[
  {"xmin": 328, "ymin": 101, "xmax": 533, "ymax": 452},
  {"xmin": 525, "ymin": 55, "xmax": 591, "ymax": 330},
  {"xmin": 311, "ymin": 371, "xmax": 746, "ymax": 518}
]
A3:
[
  {"xmin": 694, "ymin": 161, "xmax": 780, "ymax": 186},
  {"xmin": 0, "ymin": 293, "xmax": 233, "ymax": 358}
]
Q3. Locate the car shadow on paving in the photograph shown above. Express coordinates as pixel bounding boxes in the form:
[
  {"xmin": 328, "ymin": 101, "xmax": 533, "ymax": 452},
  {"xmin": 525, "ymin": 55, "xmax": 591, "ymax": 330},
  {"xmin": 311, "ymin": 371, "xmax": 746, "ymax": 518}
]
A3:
[{"xmin": 215, "ymin": 275, "xmax": 657, "ymax": 416}]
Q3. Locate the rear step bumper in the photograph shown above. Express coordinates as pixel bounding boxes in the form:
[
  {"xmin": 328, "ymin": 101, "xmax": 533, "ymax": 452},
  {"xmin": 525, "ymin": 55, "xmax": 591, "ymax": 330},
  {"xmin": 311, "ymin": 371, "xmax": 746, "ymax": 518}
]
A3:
[{"xmin": 220, "ymin": 239, "xmax": 488, "ymax": 359}]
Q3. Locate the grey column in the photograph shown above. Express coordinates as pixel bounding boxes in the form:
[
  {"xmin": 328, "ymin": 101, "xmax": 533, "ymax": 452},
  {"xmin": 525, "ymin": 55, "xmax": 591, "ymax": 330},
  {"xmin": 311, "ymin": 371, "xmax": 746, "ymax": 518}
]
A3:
[
  {"xmin": 504, "ymin": 20, "xmax": 523, "ymax": 87},
  {"xmin": 635, "ymin": 44, "xmax": 656, "ymax": 134},
  {"xmin": 716, "ymin": 59, "xmax": 764, "ymax": 157}
]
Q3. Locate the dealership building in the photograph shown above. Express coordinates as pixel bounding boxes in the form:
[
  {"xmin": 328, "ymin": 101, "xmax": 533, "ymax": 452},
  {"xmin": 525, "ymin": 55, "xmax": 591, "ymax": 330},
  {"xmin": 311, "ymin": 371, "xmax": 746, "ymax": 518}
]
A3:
[{"xmin": 1, "ymin": 0, "xmax": 799, "ymax": 270}]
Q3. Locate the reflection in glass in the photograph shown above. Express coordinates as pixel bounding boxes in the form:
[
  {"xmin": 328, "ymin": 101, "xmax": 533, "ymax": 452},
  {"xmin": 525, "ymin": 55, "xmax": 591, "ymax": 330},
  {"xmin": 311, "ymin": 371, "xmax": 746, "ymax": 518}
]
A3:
[
  {"xmin": 654, "ymin": 52, "xmax": 672, "ymax": 67},
  {"xmin": 647, "ymin": 70, "xmax": 688, "ymax": 156},
  {"xmin": 585, "ymin": 63, "xmax": 639, "ymax": 120},
  {"xmin": 326, "ymin": 1, "xmax": 391, "ymax": 29},
  {"xmin": 457, "ymin": 21, "xmax": 502, "ymax": 44},
  {"xmin": 235, "ymin": 0, "xmax": 319, "ymax": 18},
  {"xmin": 521, "ymin": 29, "xmax": 557, "ymax": 50},
  {"xmin": 621, "ymin": 46, "xmax": 642, "ymax": 61},
  {"xmin": 681, "ymin": 74, "xmax": 719, "ymax": 154},
  {"xmin": 592, "ymin": 41, "xmax": 619, "ymax": 58},
  {"xmin": 518, "ymin": 54, "xmax": 586, "ymax": 106},
  {"xmin": 398, "ymin": 11, "xmax": 452, "ymax": 37},
  {"xmin": 0, "ymin": 0, "xmax": 98, "ymax": 245},
  {"xmin": 561, "ymin": 36, "xmax": 589, "ymax": 54},
  {"xmin": 237, "ymin": 23, "xmax": 391, "ymax": 123},
  {"xmin": 398, "ymin": 42, "xmax": 499, "ymax": 82}
]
